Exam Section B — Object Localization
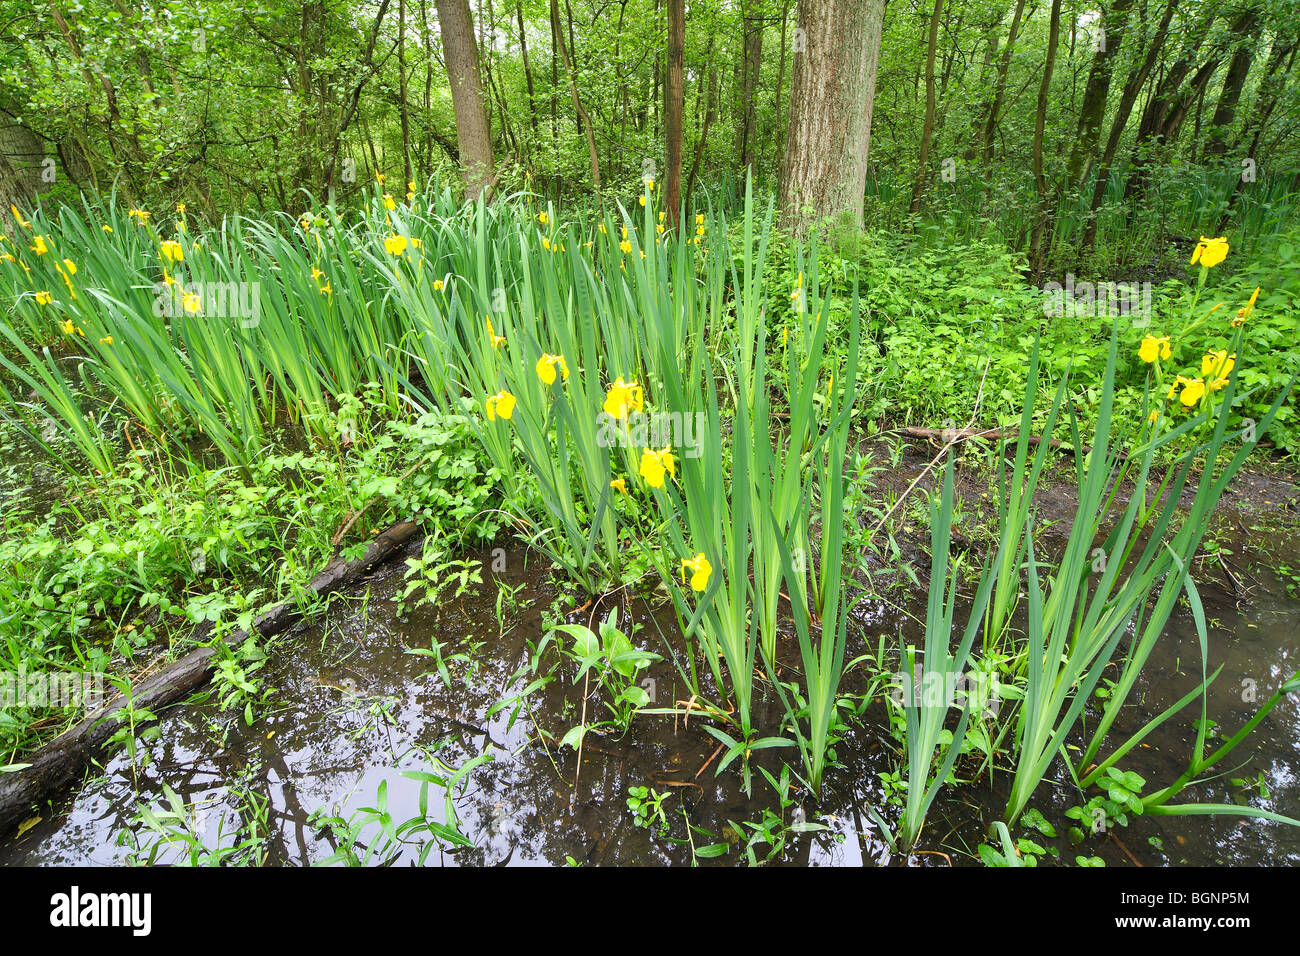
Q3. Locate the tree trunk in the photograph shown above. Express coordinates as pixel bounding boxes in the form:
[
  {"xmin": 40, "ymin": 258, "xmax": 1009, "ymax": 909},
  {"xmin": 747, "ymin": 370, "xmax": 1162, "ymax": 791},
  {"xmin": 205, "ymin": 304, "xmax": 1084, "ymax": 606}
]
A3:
[
  {"xmin": 399, "ymin": 0, "xmax": 413, "ymax": 187},
  {"xmin": 686, "ymin": 65, "xmax": 719, "ymax": 210},
  {"xmin": 908, "ymin": 0, "xmax": 944, "ymax": 215},
  {"xmin": 551, "ymin": 0, "xmax": 601, "ymax": 189},
  {"xmin": 1065, "ymin": 0, "xmax": 1136, "ymax": 190},
  {"xmin": 979, "ymin": 0, "xmax": 1027, "ymax": 164},
  {"xmin": 517, "ymin": 3, "xmax": 540, "ymax": 137},
  {"xmin": 436, "ymin": 0, "xmax": 497, "ymax": 200},
  {"xmin": 0, "ymin": 116, "xmax": 45, "ymax": 229},
  {"xmin": 779, "ymin": 0, "xmax": 886, "ymax": 234},
  {"xmin": 773, "ymin": 0, "xmax": 792, "ymax": 176},
  {"xmin": 1028, "ymin": 0, "xmax": 1063, "ymax": 276},
  {"xmin": 665, "ymin": 0, "xmax": 685, "ymax": 226},
  {"xmin": 736, "ymin": 0, "xmax": 765, "ymax": 176},
  {"xmin": 1204, "ymin": 10, "xmax": 1260, "ymax": 158},
  {"xmin": 1079, "ymin": 0, "xmax": 1177, "ymax": 258}
]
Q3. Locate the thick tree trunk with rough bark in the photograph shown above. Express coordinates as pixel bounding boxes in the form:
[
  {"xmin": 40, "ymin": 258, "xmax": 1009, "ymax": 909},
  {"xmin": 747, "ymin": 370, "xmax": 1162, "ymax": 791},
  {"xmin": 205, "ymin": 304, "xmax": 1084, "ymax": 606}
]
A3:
[
  {"xmin": 0, "ymin": 117, "xmax": 44, "ymax": 232},
  {"xmin": 778, "ymin": 0, "xmax": 885, "ymax": 233},
  {"xmin": 436, "ymin": 0, "xmax": 496, "ymax": 200}
]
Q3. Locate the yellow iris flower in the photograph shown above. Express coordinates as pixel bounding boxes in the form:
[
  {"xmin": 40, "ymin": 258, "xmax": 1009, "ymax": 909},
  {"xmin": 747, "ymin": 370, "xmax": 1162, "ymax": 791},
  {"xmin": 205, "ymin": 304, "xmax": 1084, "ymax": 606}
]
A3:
[
  {"xmin": 485, "ymin": 390, "xmax": 516, "ymax": 421},
  {"xmin": 1138, "ymin": 335, "xmax": 1171, "ymax": 363},
  {"xmin": 680, "ymin": 553, "xmax": 712, "ymax": 592},
  {"xmin": 603, "ymin": 378, "xmax": 644, "ymax": 419},
  {"xmin": 1190, "ymin": 236, "xmax": 1228, "ymax": 269},
  {"xmin": 536, "ymin": 353, "xmax": 570, "ymax": 385},
  {"xmin": 1179, "ymin": 378, "xmax": 1207, "ymax": 407},
  {"xmin": 1201, "ymin": 351, "xmax": 1235, "ymax": 379},
  {"xmin": 638, "ymin": 446, "xmax": 676, "ymax": 488}
]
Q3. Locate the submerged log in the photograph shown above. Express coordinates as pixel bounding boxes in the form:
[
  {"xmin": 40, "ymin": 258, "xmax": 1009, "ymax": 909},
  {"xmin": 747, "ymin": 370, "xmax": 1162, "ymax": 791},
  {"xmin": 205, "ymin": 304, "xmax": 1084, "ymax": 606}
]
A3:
[{"xmin": 0, "ymin": 520, "xmax": 420, "ymax": 839}]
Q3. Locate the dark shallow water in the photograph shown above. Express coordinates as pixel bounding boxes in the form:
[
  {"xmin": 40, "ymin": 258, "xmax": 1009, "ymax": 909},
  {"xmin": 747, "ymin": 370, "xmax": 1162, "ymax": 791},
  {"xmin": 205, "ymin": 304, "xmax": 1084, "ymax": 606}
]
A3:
[{"xmin": 2, "ymin": 512, "xmax": 1298, "ymax": 866}]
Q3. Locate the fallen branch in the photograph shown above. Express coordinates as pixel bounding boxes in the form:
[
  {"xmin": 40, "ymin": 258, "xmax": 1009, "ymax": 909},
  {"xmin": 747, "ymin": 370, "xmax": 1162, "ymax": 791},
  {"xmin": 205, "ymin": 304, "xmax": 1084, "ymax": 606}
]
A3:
[
  {"xmin": 901, "ymin": 425, "xmax": 1095, "ymax": 457},
  {"xmin": 0, "ymin": 520, "xmax": 420, "ymax": 839}
]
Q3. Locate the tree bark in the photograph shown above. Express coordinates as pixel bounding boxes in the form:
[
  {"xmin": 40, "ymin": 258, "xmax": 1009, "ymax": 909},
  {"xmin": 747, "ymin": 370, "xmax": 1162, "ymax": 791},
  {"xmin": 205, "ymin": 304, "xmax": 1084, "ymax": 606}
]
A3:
[
  {"xmin": 1065, "ymin": 0, "xmax": 1136, "ymax": 190},
  {"xmin": 399, "ymin": 0, "xmax": 413, "ymax": 187},
  {"xmin": 736, "ymin": 0, "xmax": 765, "ymax": 176},
  {"xmin": 517, "ymin": 3, "xmax": 540, "ymax": 137},
  {"xmin": 772, "ymin": 0, "xmax": 792, "ymax": 176},
  {"xmin": 686, "ymin": 65, "xmax": 719, "ymax": 211},
  {"xmin": 436, "ymin": 0, "xmax": 497, "ymax": 200},
  {"xmin": 1204, "ymin": 10, "xmax": 1260, "ymax": 158},
  {"xmin": 665, "ymin": 0, "xmax": 685, "ymax": 226},
  {"xmin": 778, "ymin": 0, "xmax": 886, "ymax": 234}
]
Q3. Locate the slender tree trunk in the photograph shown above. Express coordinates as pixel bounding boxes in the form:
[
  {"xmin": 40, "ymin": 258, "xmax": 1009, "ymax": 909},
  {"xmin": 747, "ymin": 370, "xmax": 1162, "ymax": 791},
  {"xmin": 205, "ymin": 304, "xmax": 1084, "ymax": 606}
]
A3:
[
  {"xmin": 963, "ymin": 11, "xmax": 1003, "ymax": 161},
  {"xmin": 736, "ymin": 0, "xmax": 764, "ymax": 176},
  {"xmin": 421, "ymin": 0, "xmax": 435, "ymax": 175},
  {"xmin": 1079, "ymin": 0, "xmax": 1176, "ymax": 257},
  {"xmin": 980, "ymin": 0, "xmax": 1027, "ymax": 164},
  {"xmin": 686, "ymin": 61, "xmax": 718, "ymax": 210},
  {"xmin": 436, "ymin": 0, "xmax": 497, "ymax": 200},
  {"xmin": 399, "ymin": 0, "xmax": 413, "ymax": 187},
  {"xmin": 779, "ymin": 0, "xmax": 886, "ymax": 234},
  {"xmin": 908, "ymin": 0, "xmax": 944, "ymax": 215},
  {"xmin": 1204, "ymin": 10, "xmax": 1260, "ymax": 158},
  {"xmin": 550, "ymin": 0, "xmax": 601, "ymax": 189},
  {"xmin": 1065, "ymin": 0, "xmax": 1135, "ymax": 190},
  {"xmin": 517, "ymin": 3, "xmax": 540, "ymax": 136},
  {"xmin": 773, "ymin": 0, "xmax": 791, "ymax": 176},
  {"xmin": 1028, "ymin": 0, "xmax": 1063, "ymax": 276},
  {"xmin": 665, "ymin": 0, "xmax": 685, "ymax": 226}
]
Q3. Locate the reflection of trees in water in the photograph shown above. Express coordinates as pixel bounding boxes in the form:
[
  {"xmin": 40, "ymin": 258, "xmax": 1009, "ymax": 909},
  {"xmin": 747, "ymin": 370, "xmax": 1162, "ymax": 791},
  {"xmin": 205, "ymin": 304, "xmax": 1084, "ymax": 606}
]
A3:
[{"xmin": 12, "ymin": 549, "xmax": 898, "ymax": 867}]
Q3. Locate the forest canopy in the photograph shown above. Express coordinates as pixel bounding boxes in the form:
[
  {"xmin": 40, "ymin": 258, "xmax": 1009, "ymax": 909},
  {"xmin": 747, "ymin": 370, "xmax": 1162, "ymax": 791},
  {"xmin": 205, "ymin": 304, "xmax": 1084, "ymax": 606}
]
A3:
[{"xmin": 1, "ymin": 0, "xmax": 1296, "ymax": 274}]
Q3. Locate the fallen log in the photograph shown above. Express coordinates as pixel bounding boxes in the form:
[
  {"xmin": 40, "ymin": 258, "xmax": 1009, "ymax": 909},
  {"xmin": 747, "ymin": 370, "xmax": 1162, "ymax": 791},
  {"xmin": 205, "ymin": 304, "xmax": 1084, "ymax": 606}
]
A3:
[
  {"xmin": 901, "ymin": 425, "xmax": 1097, "ymax": 457},
  {"xmin": 0, "ymin": 519, "xmax": 420, "ymax": 839}
]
